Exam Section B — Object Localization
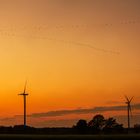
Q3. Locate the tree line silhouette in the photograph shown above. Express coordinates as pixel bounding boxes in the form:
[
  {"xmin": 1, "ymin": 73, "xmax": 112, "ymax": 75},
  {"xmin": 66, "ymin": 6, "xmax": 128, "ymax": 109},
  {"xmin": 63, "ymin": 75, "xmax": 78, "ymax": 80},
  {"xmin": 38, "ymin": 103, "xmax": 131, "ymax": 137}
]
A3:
[
  {"xmin": 74, "ymin": 114, "xmax": 123, "ymax": 134},
  {"xmin": 0, "ymin": 114, "xmax": 140, "ymax": 134}
]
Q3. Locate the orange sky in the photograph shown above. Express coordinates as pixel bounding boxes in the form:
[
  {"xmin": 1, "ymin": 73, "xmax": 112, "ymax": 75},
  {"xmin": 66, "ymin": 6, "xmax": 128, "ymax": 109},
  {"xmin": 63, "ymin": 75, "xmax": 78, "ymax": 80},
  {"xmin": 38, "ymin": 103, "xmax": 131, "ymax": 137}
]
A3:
[{"xmin": 0, "ymin": 0, "xmax": 140, "ymax": 127}]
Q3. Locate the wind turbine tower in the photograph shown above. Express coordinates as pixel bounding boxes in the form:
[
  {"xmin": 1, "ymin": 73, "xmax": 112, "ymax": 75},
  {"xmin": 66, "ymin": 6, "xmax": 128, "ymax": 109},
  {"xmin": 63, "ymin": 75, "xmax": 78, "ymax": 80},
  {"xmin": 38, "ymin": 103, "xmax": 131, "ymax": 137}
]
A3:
[
  {"xmin": 19, "ymin": 81, "xmax": 29, "ymax": 128},
  {"xmin": 125, "ymin": 96, "xmax": 133, "ymax": 129}
]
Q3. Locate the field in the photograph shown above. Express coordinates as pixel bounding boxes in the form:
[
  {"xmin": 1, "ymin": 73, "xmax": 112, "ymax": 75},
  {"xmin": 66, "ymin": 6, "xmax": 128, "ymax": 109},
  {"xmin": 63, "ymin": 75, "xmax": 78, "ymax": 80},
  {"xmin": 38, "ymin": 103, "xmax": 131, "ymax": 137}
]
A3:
[{"xmin": 0, "ymin": 134, "xmax": 140, "ymax": 140}]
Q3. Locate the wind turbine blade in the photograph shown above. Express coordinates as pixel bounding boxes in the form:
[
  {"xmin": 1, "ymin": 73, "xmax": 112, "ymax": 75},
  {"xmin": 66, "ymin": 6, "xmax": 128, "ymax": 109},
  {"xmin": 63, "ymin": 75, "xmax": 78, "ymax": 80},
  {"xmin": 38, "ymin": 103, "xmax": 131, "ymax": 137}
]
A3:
[
  {"xmin": 23, "ymin": 80, "xmax": 27, "ymax": 94},
  {"xmin": 124, "ymin": 95, "xmax": 129, "ymax": 102},
  {"xmin": 130, "ymin": 96, "xmax": 134, "ymax": 102},
  {"xmin": 18, "ymin": 93, "xmax": 24, "ymax": 95}
]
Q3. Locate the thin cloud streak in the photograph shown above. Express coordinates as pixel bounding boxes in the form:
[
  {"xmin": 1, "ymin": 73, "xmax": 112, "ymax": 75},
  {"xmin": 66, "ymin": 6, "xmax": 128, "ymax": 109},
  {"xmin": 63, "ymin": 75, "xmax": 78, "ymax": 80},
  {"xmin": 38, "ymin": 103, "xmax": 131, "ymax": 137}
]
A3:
[
  {"xmin": 29, "ymin": 103, "xmax": 140, "ymax": 118},
  {"xmin": 1, "ymin": 104, "xmax": 140, "ymax": 122},
  {"xmin": 0, "ymin": 104, "xmax": 140, "ymax": 127}
]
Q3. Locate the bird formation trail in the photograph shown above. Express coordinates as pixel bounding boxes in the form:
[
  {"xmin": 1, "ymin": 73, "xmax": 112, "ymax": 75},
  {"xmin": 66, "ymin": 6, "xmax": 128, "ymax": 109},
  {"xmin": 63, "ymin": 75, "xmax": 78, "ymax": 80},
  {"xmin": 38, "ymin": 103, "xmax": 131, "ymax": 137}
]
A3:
[
  {"xmin": 0, "ymin": 19, "xmax": 139, "ymax": 54},
  {"xmin": 0, "ymin": 19, "xmax": 139, "ymax": 30},
  {"xmin": 0, "ymin": 29, "xmax": 120, "ymax": 55}
]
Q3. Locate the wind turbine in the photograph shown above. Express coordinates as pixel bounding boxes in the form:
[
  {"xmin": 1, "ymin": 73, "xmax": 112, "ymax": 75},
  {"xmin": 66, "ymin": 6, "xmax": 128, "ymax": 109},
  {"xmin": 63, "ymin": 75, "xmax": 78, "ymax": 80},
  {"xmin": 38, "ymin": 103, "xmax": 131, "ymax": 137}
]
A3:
[
  {"xmin": 19, "ymin": 81, "xmax": 29, "ymax": 128},
  {"xmin": 125, "ymin": 96, "xmax": 133, "ymax": 129}
]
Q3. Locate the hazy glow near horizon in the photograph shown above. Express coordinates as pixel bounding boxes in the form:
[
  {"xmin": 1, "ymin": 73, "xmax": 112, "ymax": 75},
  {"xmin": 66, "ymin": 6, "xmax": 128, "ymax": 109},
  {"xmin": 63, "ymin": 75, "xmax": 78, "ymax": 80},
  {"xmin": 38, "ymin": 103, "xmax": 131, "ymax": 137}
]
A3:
[{"xmin": 0, "ymin": 0, "xmax": 140, "ymax": 127}]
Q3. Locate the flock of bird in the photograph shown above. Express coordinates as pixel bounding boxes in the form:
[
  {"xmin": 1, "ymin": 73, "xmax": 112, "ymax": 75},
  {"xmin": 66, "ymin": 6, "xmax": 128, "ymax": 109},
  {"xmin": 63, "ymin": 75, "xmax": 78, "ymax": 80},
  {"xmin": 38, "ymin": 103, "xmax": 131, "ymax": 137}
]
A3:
[{"xmin": 0, "ymin": 19, "xmax": 139, "ymax": 54}]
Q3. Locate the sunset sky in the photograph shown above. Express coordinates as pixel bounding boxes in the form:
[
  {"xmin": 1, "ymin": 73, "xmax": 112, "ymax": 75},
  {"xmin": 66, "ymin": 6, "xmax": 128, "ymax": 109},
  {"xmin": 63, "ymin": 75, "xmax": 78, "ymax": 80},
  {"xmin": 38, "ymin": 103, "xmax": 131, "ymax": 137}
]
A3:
[{"xmin": 0, "ymin": 0, "xmax": 140, "ymax": 127}]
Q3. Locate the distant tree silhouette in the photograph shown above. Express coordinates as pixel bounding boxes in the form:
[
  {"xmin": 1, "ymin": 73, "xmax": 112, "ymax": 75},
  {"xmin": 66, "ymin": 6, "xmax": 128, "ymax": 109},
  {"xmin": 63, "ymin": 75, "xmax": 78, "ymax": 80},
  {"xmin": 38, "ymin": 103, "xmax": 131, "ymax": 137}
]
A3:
[
  {"xmin": 88, "ymin": 114, "xmax": 105, "ymax": 133},
  {"xmin": 87, "ymin": 114, "xmax": 123, "ymax": 134},
  {"xmin": 103, "ymin": 117, "xmax": 123, "ymax": 133},
  {"xmin": 134, "ymin": 124, "xmax": 140, "ymax": 133},
  {"xmin": 75, "ymin": 120, "xmax": 87, "ymax": 128},
  {"xmin": 74, "ymin": 119, "xmax": 88, "ymax": 134},
  {"xmin": 104, "ymin": 117, "xmax": 118, "ymax": 128}
]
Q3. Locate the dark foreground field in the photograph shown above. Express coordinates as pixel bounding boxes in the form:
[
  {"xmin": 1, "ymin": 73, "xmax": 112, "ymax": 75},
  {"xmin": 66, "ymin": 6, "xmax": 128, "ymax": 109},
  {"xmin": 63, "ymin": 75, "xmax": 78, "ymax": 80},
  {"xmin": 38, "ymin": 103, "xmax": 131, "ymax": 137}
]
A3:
[{"xmin": 0, "ymin": 134, "xmax": 140, "ymax": 140}]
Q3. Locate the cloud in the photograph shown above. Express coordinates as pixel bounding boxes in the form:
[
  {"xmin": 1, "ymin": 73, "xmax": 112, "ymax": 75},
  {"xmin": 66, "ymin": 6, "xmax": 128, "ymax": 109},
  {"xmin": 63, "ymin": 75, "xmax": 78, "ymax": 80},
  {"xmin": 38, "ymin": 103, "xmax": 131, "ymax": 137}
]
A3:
[
  {"xmin": 34, "ymin": 119, "xmax": 78, "ymax": 128},
  {"xmin": 28, "ymin": 103, "xmax": 140, "ymax": 118},
  {"xmin": 1, "ymin": 103, "xmax": 140, "ymax": 122},
  {"xmin": 0, "ymin": 104, "xmax": 140, "ymax": 127},
  {"xmin": 105, "ymin": 100, "xmax": 123, "ymax": 105},
  {"xmin": 0, "ymin": 117, "xmax": 15, "ymax": 122}
]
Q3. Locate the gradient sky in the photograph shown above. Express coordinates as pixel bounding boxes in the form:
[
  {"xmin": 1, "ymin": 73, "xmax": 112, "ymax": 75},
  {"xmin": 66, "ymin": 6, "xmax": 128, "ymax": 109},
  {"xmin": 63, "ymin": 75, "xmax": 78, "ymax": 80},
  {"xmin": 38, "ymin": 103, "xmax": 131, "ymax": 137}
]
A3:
[{"xmin": 0, "ymin": 0, "xmax": 140, "ymax": 127}]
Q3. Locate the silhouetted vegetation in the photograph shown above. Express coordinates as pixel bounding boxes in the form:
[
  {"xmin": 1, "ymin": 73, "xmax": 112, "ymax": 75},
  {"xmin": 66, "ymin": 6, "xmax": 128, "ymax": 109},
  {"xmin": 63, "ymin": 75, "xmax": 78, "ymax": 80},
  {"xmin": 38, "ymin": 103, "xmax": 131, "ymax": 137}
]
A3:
[
  {"xmin": 73, "ymin": 119, "xmax": 88, "ymax": 134},
  {"xmin": 0, "ymin": 114, "xmax": 139, "ymax": 135},
  {"xmin": 73, "ymin": 114, "xmax": 124, "ymax": 134},
  {"xmin": 88, "ymin": 114, "xmax": 105, "ymax": 133}
]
